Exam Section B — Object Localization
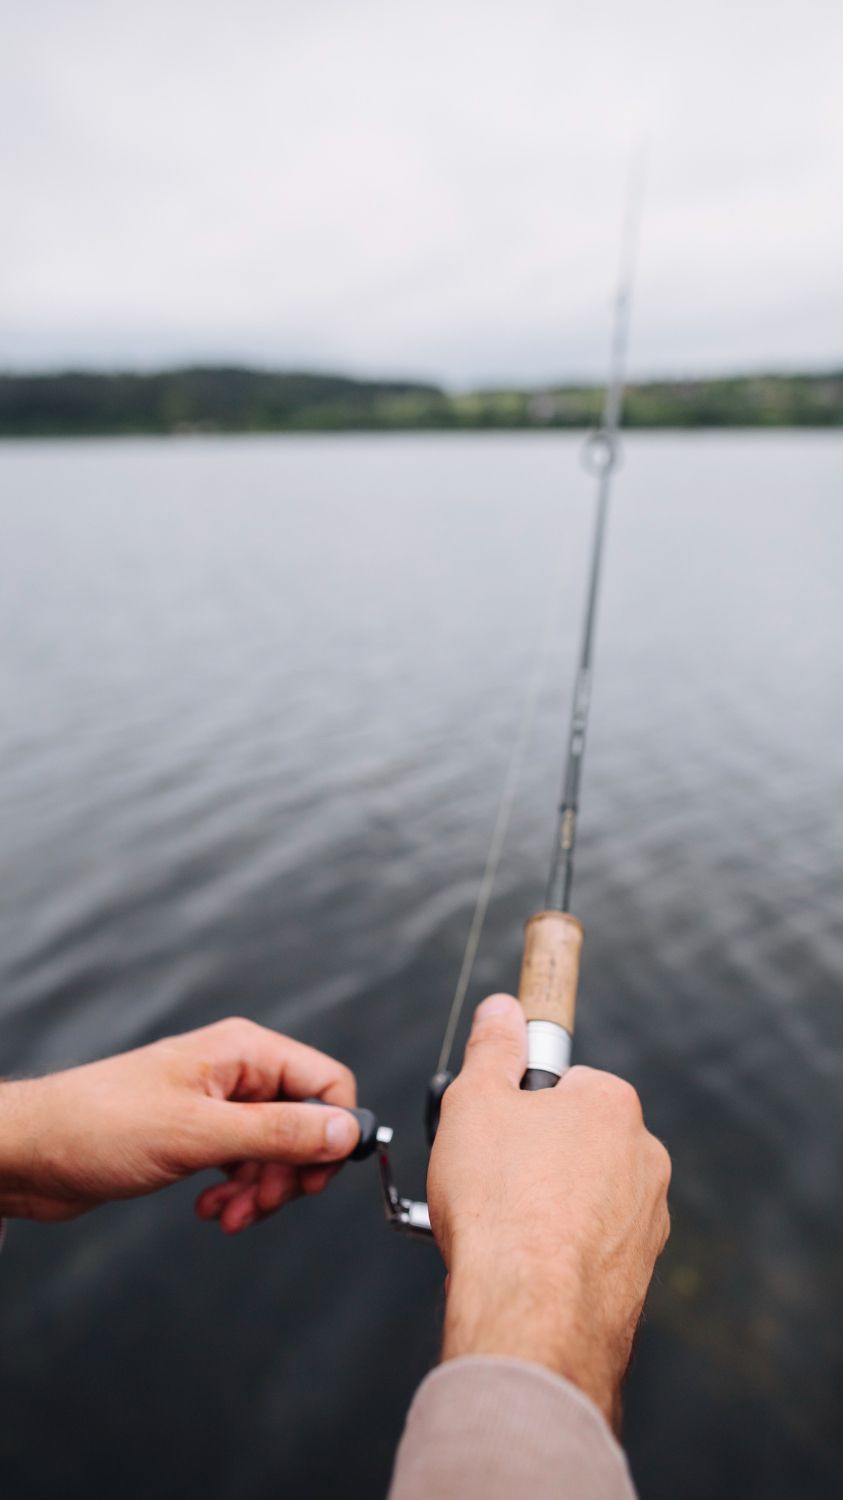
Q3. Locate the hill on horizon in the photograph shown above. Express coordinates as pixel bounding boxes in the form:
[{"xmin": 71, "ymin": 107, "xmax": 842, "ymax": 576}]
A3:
[{"xmin": 0, "ymin": 365, "xmax": 840, "ymax": 435}]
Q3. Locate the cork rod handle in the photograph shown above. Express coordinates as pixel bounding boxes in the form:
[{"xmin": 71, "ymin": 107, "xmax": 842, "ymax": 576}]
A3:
[{"xmin": 517, "ymin": 910, "xmax": 583, "ymax": 1035}]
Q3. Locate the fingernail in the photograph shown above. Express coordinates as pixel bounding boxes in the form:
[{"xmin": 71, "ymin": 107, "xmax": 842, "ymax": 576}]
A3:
[
  {"xmin": 477, "ymin": 995, "xmax": 513, "ymax": 1018},
  {"xmin": 325, "ymin": 1113, "xmax": 357, "ymax": 1153}
]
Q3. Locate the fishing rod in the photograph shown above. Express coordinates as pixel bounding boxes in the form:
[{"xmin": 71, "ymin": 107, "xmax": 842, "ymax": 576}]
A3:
[
  {"xmin": 517, "ymin": 168, "xmax": 643, "ymax": 1092},
  {"xmin": 343, "ymin": 170, "xmax": 644, "ymax": 1236}
]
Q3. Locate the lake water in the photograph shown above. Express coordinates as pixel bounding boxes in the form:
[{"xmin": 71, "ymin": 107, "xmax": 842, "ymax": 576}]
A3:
[{"xmin": 0, "ymin": 433, "xmax": 841, "ymax": 1499}]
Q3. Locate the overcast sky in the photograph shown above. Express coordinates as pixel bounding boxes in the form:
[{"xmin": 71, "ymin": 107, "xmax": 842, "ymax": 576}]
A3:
[{"xmin": 2, "ymin": 0, "xmax": 841, "ymax": 386}]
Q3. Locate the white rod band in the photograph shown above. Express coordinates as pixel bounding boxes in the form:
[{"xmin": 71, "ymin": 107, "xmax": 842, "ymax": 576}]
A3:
[{"xmin": 526, "ymin": 1019, "xmax": 572, "ymax": 1078}]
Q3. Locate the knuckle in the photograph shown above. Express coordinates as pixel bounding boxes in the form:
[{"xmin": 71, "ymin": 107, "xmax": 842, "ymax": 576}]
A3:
[
  {"xmin": 600, "ymin": 1071, "xmax": 642, "ymax": 1117},
  {"xmin": 615, "ymin": 1076, "xmax": 643, "ymax": 1117},
  {"xmin": 216, "ymin": 1015, "xmax": 255, "ymax": 1040},
  {"xmin": 567, "ymin": 1066, "xmax": 641, "ymax": 1116},
  {"xmin": 650, "ymin": 1137, "xmax": 672, "ymax": 1191},
  {"xmin": 466, "ymin": 1019, "xmax": 518, "ymax": 1055},
  {"xmin": 268, "ymin": 1106, "xmax": 306, "ymax": 1157},
  {"xmin": 563, "ymin": 1064, "xmax": 597, "ymax": 1087},
  {"xmin": 334, "ymin": 1061, "xmax": 356, "ymax": 1094},
  {"xmin": 305, "ymin": 1174, "xmax": 329, "ymax": 1197}
]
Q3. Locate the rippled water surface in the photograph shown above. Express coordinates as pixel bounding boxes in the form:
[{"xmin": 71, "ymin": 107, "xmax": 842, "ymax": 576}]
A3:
[{"xmin": 1, "ymin": 433, "xmax": 841, "ymax": 1499}]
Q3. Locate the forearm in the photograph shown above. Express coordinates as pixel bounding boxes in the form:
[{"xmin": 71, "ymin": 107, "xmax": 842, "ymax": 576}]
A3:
[
  {"xmin": 442, "ymin": 1242, "xmax": 625, "ymax": 1430},
  {"xmin": 0, "ymin": 1079, "xmax": 39, "ymax": 1218},
  {"xmin": 388, "ymin": 1356, "xmax": 637, "ymax": 1500}
]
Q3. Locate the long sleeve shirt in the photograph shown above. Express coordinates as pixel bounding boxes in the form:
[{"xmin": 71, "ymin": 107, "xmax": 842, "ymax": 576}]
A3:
[{"xmin": 388, "ymin": 1356, "xmax": 637, "ymax": 1500}]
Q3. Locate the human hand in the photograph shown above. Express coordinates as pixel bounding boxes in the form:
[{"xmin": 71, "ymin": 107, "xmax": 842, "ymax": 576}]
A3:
[
  {"xmin": 427, "ymin": 994, "xmax": 671, "ymax": 1430},
  {"xmin": 0, "ymin": 1018, "xmax": 360, "ymax": 1233}
]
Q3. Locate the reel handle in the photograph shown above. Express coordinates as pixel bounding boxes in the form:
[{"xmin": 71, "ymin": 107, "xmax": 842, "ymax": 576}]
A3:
[
  {"xmin": 517, "ymin": 910, "xmax": 583, "ymax": 1090},
  {"xmin": 304, "ymin": 1099, "xmax": 380, "ymax": 1160}
]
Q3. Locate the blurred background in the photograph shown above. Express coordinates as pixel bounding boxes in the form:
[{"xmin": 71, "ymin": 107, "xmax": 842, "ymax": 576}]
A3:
[{"xmin": 1, "ymin": 3, "xmax": 841, "ymax": 1497}]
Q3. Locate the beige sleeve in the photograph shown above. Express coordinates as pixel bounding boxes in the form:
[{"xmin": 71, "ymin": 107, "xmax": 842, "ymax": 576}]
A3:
[{"xmin": 388, "ymin": 1355, "xmax": 638, "ymax": 1500}]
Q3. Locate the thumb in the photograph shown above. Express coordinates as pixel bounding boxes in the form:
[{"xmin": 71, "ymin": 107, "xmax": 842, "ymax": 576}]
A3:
[
  {"xmin": 193, "ymin": 1099, "xmax": 360, "ymax": 1168},
  {"xmin": 461, "ymin": 993, "xmax": 526, "ymax": 1089}
]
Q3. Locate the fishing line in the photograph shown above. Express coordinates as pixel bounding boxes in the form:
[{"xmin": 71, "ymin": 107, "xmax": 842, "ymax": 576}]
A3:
[{"xmin": 435, "ymin": 586, "xmax": 560, "ymax": 1077}]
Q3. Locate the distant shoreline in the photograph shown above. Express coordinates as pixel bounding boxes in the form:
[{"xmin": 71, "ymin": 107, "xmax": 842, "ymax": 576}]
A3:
[{"xmin": 1, "ymin": 366, "xmax": 840, "ymax": 436}]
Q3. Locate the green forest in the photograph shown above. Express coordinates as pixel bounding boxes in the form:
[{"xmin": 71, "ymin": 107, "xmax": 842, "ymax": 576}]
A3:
[{"xmin": 0, "ymin": 366, "xmax": 840, "ymax": 436}]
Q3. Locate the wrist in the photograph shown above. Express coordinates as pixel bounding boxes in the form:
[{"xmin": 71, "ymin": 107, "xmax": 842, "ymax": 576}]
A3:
[
  {"xmin": 0, "ymin": 1080, "xmax": 43, "ymax": 1218},
  {"xmin": 442, "ymin": 1240, "xmax": 619, "ymax": 1426}
]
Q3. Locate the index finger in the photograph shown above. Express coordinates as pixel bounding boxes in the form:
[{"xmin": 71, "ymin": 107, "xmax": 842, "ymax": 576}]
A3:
[
  {"xmin": 276, "ymin": 1034, "xmax": 357, "ymax": 1107},
  {"xmin": 188, "ymin": 1018, "xmax": 357, "ymax": 1107}
]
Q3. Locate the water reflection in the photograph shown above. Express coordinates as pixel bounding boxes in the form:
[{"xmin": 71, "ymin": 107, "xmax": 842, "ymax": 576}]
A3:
[{"xmin": 0, "ymin": 433, "xmax": 841, "ymax": 1498}]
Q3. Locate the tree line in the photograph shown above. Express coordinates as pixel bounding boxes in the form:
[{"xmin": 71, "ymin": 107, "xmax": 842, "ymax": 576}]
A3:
[{"xmin": 0, "ymin": 366, "xmax": 840, "ymax": 436}]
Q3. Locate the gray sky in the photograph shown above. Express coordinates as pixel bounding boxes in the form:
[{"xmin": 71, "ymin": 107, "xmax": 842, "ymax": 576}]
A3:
[{"xmin": 2, "ymin": 0, "xmax": 841, "ymax": 385}]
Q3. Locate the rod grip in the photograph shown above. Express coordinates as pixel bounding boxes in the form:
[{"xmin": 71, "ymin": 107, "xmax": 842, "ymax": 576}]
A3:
[{"xmin": 517, "ymin": 910, "xmax": 583, "ymax": 1032}]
